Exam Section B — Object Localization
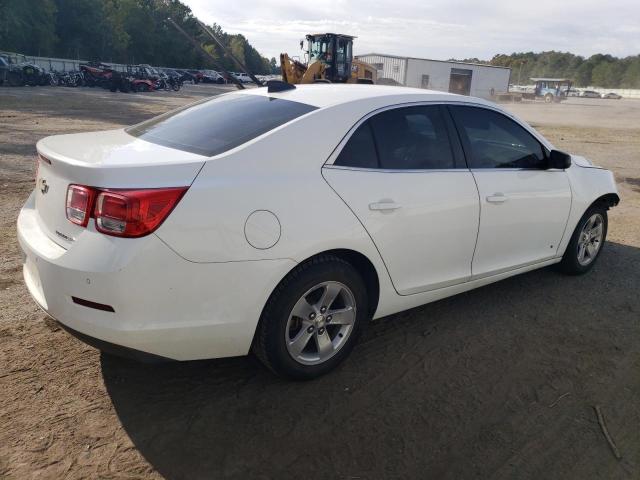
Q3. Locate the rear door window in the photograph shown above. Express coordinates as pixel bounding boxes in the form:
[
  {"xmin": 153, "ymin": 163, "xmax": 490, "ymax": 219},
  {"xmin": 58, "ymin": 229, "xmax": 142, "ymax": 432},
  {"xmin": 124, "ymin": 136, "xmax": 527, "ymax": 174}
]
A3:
[
  {"xmin": 334, "ymin": 105, "xmax": 458, "ymax": 170},
  {"xmin": 127, "ymin": 94, "xmax": 317, "ymax": 156},
  {"xmin": 369, "ymin": 106, "xmax": 456, "ymax": 170}
]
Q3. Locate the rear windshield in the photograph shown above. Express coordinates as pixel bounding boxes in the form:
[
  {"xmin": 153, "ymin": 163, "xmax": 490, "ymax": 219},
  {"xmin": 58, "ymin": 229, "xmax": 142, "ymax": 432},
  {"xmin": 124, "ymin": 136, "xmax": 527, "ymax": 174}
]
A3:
[{"xmin": 126, "ymin": 94, "xmax": 317, "ymax": 156}]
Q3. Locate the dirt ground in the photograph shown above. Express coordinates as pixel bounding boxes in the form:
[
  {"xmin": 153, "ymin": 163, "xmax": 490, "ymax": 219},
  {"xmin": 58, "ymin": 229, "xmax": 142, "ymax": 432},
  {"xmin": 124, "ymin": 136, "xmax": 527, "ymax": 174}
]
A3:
[{"xmin": 1, "ymin": 86, "xmax": 639, "ymax": 480}]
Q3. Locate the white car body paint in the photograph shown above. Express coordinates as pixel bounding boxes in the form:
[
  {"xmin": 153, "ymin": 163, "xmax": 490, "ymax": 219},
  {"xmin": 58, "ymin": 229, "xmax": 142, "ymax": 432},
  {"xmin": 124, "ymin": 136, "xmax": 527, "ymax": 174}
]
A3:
[{"xmin": 18, "ymin": 85, "xmax": 619, "ymax": 360}]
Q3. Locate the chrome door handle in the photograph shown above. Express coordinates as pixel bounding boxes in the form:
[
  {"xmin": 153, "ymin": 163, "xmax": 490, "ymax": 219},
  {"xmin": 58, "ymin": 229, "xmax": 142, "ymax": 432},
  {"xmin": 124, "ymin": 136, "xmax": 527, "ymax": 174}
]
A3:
[
  {"xmin": 486, "ymin": 193, "xmax": 507, "ymax": 204},
  {"xmin": 369, "ymin": 200, "xmax": 401, "ymax": 211}
]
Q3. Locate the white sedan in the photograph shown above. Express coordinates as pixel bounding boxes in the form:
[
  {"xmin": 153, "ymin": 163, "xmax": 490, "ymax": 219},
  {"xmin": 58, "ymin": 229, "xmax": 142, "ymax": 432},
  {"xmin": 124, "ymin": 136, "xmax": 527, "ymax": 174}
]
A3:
[{"xmin": 18, "ymin": 84, "xmax": 619, "ymax": 379}]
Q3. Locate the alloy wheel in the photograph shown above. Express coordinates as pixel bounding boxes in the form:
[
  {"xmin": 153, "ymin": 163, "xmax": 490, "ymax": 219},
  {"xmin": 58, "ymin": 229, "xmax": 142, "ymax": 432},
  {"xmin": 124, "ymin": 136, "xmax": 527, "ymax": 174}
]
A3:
[
  {"xmin": 577, "ymin": 213, "xmax": 604, "ymax": 266},
  {"xmin": 285, "ymin": 281, "xmax": 356, "ymax": 366}
]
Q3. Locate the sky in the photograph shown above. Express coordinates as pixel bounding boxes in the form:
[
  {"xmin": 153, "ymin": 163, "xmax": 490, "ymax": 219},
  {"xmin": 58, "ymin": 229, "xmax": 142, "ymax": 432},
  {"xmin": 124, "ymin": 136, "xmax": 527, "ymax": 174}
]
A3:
[{"xmin": 182, "ymin": 0, "xmax": 640, "ymax": 61}]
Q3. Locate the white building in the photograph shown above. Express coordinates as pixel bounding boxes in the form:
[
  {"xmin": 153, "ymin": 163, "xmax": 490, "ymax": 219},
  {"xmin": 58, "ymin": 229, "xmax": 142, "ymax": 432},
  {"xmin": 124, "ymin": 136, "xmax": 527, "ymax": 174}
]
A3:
[{"xmin": 356, "ymin": 53, "xmax": 511, "ymax": 99}]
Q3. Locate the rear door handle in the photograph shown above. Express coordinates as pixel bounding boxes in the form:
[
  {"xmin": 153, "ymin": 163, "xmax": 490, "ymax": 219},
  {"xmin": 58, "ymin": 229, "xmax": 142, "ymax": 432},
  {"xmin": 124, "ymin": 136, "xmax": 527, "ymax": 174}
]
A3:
[
  {"xmin": 486, "ymin": 193, "xmax": 508, "ymax": 204},
  {"xmin": 369, "ymin": 200, "xmax": 401, "ymax": 211}
]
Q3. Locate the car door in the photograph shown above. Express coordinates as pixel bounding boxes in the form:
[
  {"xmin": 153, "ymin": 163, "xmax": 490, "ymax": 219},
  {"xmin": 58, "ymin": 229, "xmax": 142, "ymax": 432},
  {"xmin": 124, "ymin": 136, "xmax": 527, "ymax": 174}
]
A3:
[
  {"xmin": 322, "ymin": 104, "xmax": 480, "ymax": 295},
  {"xmin": 448, "ymin": 105, "xmax": 572, "ymax": 278}
]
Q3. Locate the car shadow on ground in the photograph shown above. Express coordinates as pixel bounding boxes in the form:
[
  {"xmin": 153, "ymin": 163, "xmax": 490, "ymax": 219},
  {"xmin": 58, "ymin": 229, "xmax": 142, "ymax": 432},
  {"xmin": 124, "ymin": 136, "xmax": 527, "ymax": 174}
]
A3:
[{"xmin": 102, "ymin": 241, "xmax": 640, "ymax": 480}]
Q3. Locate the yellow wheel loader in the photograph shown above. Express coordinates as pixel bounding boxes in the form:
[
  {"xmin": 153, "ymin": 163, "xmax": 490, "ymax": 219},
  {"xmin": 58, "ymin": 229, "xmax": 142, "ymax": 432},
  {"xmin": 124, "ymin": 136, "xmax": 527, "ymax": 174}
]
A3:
[{"xmin": 281, "ymin": 33, "xmax": 376, "ymax": 84}]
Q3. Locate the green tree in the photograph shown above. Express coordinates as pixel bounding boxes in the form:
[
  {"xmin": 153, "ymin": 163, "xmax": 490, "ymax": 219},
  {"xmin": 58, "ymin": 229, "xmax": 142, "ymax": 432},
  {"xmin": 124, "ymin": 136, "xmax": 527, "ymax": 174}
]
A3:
[{"xmin": 0, "ymin": 0, "xmax": 57, "ymax": 56}]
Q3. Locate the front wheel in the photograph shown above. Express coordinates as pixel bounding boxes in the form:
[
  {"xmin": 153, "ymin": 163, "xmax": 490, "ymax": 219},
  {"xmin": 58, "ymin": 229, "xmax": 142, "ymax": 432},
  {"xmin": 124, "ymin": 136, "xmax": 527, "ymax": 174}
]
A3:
[
  {"xmin": 253, "ymin": 255, "xmax": 369, "ymax": 380},
  {"xmin": 559, "ymin": 205, "xmax": 608, "ymax": 275}
]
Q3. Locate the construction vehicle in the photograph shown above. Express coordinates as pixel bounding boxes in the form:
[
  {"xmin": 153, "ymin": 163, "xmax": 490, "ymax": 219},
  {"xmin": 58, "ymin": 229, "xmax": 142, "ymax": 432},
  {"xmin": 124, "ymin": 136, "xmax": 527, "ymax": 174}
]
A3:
[
  {"xmin": 280, "ymin": 33, "xmax": 376, "ymax": 84},
  {"xmin": 525, "ymin": 78, "xmax": 572, "ymax": 103}
]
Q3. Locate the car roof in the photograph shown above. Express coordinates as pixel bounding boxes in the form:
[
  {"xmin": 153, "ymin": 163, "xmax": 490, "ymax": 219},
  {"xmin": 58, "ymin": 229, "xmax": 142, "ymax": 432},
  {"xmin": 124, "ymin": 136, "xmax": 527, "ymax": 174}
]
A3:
[{"xmin": 239, "ymin": 83, "xmax": 492, "ymax": 109}]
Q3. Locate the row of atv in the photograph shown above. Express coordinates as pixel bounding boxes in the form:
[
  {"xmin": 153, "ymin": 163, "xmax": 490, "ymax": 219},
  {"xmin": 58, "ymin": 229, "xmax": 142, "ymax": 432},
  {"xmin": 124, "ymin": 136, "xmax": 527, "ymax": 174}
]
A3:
[
  {"xmin": 80, "ymin": 63, "xmax": 182, "ymax": 92},
  {"xmin": 0, "ymin": 54, "xmax": 182, "ymax": 93}
]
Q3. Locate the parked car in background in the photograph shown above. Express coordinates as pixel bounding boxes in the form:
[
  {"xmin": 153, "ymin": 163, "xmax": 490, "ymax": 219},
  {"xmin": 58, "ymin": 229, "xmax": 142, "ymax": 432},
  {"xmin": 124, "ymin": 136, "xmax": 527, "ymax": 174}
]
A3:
[
  {"xmin": 19, "ymin": 85, "xmax": 619, "ymax": 379},
  {"xmin": 581, "ymin": 90, "xmax": 601, "ymax": 98},
  {"xmin": 232, "ymin": 72, "xmax": 253, "ymax": 83},
  {"xmin": 201, "ymin": 70, "xmax": 225, "ymax": 84},
  {"xmin": 602, "ymin": 92, "xmax": 622, "ymax": 99},
  {"xmin": 0, "ymin": 54, "xmax": 14, "ymax": 85},
  {"xmin": 186, "ymin": 69, "xmax": 204, "ymax": 83},
  {"xmin": 566, "ymin": 88, "xmax": 581, "ymax": 97}
]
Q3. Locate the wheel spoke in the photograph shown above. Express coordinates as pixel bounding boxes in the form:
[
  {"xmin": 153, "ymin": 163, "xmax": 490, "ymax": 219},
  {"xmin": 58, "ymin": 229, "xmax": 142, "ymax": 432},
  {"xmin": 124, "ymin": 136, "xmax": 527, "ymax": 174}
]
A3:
[
  {"xmin": 327, "ymin": 306, "xmax": 355, "ymax": 325},
  {"xmin": 291, "ymin": 296, "xmax": 315, "ymax": 320},
  {"xmin": 318, "ymin": 283, "xmax": 342, "ymax": 310},
  {"xmin": 586, "ymin": 243, "xmax": 596, "ymax": 258},
  {"xmin": 315, "ymin": 330, "xmax": 333, "ymax": 357},
  {"xmin": 578, "ymin": 243, "xmax": 587, "ymax": 262},
  {"xmin": 288, "ymin": 328, "xmax": 314, "ymax": 357},
  {"xmin": 285, "ymin": 280, "xmax": 356, "ymax": 365},
  {"xmin": 591, "ymin": 224, "xmax": 603, "ymax": 239}
]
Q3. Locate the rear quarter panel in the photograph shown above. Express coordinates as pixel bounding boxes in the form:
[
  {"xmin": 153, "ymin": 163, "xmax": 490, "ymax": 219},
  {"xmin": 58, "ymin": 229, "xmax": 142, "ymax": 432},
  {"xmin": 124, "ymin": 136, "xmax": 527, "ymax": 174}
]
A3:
[{"xmin": 155, "ymin": 100, "xmax": 403, "ymax": 318}]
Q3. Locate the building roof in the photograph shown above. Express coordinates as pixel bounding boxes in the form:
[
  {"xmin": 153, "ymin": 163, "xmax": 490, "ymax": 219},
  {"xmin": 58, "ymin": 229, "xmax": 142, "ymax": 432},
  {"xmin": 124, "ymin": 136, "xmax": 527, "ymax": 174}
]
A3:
[
  {"xmin": 530, "ymin": 77, "xmax": 571, "ymax": 82},
  {"xmin": 356, "ymin": 52, "xmax": 511, "ymax": 70},
  {"xmin": 307, "ymin": 33, "xmax": 356, "ymax": 39}
]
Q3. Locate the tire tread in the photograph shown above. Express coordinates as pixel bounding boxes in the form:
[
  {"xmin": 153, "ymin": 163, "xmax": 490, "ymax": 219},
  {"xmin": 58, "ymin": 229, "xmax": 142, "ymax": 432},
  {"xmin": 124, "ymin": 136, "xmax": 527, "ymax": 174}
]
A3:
[{"xmin": 252, "ymin": 254, "xmax": 359, "ymax": 377}]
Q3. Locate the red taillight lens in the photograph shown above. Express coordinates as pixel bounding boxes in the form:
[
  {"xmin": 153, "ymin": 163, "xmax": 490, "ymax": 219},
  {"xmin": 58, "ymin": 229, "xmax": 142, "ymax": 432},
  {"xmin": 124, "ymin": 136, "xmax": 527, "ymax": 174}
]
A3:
[
  {"xmin": 94, "ymin": 187, "xmax": 188, "ymax": 238},
  {"xmin": 66, "ymin": 185, "xmax": 95, "ymax": 227}
]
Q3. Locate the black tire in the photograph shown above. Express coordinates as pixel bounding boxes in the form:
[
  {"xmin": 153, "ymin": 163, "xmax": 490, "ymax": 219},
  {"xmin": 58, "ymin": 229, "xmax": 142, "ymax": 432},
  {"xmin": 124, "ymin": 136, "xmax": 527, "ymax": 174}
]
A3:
[
  {"xmin": 119, "ymin": 80, "xmax": 131, "ymax": 93},
  {"xmin": 7, "ymin": 72, "xmax": 23, "ymax": 87},
  {"xmin": 544, "ymin": 93, "xmax": 553, "ymax": 103},
  {"xmin": 253, "ymin": 255, "xmax": 369, "ymax": 380},
  {"xmin": 559, "ymin": 204, "xmax": 608, "ymax": 275}
]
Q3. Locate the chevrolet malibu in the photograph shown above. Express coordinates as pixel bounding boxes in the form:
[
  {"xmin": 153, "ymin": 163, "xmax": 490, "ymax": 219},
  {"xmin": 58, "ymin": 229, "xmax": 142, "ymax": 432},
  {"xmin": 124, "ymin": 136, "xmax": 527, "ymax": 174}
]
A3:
[{"xmin": 18, "ymin": 84, "xmax": 619, "ymax": 379}]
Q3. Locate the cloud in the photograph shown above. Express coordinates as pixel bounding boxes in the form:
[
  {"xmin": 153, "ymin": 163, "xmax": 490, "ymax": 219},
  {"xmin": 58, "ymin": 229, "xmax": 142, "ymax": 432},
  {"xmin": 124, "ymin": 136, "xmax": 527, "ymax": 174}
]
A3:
[{"xmin": 183, "ymin": 0, "xmax": 640, "ymax": 60}]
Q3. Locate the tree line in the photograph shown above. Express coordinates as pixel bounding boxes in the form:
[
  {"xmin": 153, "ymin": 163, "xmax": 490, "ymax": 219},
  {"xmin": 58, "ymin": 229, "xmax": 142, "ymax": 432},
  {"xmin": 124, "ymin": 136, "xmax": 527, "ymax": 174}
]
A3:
[
  {"xmin": 0, "ymin": 0, "xmax": 278, "ymax": 74},
  {"xmin": 457, "ymin": 51, "xmax": 640, "ymax": 88}
]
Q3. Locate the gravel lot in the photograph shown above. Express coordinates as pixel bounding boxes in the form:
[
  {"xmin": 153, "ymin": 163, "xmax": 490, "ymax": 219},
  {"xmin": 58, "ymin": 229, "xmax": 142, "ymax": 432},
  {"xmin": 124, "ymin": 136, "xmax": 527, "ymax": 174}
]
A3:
[{"xmin": 1, "ymin": 86, "xmax": 639, "ymax": 479}]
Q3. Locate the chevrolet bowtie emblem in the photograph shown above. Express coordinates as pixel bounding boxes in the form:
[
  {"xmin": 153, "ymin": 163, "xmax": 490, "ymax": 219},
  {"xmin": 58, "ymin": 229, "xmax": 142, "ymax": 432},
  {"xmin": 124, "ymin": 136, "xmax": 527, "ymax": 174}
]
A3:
[{"xmin": 40, "ymin": 178, "xmax": 49, "ymax": 195}]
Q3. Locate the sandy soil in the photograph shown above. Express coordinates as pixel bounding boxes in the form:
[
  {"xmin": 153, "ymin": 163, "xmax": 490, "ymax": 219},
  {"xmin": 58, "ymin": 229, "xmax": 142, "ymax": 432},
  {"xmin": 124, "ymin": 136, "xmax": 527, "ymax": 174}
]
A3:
[{"xmin": 0, "ymin": 87, "xmax": 639, "ymax": 480}]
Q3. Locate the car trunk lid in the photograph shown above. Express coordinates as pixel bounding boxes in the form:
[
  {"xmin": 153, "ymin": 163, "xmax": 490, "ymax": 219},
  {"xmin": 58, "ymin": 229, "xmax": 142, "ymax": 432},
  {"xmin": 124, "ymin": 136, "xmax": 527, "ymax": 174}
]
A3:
[{"xmin": 35, "ymin": 129, "xmax": 205, "ymax": 248}]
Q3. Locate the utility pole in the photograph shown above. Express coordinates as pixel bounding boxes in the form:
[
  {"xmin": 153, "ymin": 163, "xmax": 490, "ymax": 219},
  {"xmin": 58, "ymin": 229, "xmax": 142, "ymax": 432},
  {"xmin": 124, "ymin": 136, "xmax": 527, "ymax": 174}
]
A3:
[
  {"xmin": 196, "ymin": 20, "xmax": 263, "ymax": 86},
  {"xmin": 517, "ymin": 60, "xmax": 528, "ymax": 86},
  {"xmin": 166, "ymin": 17, "xmax": 245, "ymax": 90}
]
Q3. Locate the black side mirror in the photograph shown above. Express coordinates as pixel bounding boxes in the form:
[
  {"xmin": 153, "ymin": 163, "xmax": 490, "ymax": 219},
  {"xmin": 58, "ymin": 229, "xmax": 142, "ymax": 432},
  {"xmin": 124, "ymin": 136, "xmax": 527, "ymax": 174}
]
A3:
[{"xmin": 548, "ymin": 149, "xmax": 572, "ymax": 169}]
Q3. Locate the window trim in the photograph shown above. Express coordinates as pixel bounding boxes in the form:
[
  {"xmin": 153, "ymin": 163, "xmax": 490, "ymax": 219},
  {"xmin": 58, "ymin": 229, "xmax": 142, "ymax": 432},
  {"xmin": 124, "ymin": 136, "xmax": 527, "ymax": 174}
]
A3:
[
  {"xmin": 326, "ymin": 101, "xmax": 468, "ymax": 172},
  {"xmin": 446, "ymin": 104, "xmax": 552, "ymax": 171}
]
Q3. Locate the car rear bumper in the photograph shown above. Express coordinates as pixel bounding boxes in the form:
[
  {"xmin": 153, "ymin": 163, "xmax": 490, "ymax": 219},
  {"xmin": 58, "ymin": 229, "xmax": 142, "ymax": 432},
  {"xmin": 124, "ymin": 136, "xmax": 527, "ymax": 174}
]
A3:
[{"xmin": 17, "ymin": 192, "xmax": 296, "ymax": 360}]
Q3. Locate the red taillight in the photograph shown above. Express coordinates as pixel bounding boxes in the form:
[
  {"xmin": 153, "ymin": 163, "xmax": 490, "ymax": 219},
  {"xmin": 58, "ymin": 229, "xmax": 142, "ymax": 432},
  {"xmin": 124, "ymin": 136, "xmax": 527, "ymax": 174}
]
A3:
[
  {"xmin": 94, "ymin": 187, "xmax": 188, "ymax": 238},
  {"xmin": 65, "ymin": 185, "xmax": 187, "ymax": 237},
  {"xmin": 66, "ymin": 185, "xmax": 95, "ymax": 227}
]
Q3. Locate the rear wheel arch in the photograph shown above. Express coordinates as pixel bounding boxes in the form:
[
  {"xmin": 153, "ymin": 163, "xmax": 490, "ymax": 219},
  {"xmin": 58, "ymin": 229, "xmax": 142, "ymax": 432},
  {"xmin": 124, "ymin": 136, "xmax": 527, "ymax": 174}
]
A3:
[
  {"xmin": 261, "ymin": 248, "xmax": 381, "ymax": 322},
  {"xmin": 320, "ymin": 249, "xmax": 380, "ymax": 317}
]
